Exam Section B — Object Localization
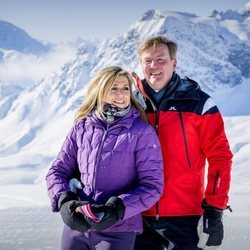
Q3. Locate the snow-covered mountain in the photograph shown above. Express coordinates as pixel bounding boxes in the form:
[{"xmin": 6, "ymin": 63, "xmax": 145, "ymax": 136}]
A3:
[
  {"xmin": 209, "ymin": 2, "xmax": 250, "ymax": 23},
  {"xmin": 0, "ymin": 20, "xmax": 49, "ymax": 54},
  {"xmin": 0, "ymin": 20, "xmax": 98, "ymax": 90},
  {"xmin": 0, "ymin": 3, "xmax": 250, "ymax": 203},
  {"xmin": 0, "ymin": 20, "xmax": 50, "ymax": 87},
  {"xmin": 209, "ymin": 2, "xmax": 250, "ymax": 44}
]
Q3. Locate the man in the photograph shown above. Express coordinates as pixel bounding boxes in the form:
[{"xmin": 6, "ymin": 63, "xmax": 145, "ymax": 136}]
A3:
[{"xmin": 133, "ymin": 36, "xmax": 233, "ymax": 250}]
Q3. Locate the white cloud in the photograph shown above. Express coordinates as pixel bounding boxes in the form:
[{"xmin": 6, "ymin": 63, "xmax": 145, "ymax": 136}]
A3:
[{"xmin": 0, "ymin": 44, "xmax": 76, "ymax": 87}]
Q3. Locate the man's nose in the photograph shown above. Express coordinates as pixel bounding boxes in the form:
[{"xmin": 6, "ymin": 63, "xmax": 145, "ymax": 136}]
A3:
[{"xmin": 150, "ymin": 60, "xmax": 158, "ymax": 67}]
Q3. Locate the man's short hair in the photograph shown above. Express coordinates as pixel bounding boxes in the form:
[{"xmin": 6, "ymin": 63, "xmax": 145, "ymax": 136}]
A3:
[{"xmin": 138, "ymin": 36, "xmax": 177, "ymax": 60}]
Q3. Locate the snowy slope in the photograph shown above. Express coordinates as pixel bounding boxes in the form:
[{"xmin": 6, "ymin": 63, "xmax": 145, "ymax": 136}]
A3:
[{"xmin": 0, "ymin": 205, "xmax": 249, "ymax": 250}]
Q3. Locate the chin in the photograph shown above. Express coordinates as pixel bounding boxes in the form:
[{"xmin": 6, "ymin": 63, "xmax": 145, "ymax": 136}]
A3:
[{"xmin": 149, "ymin": 78, "xmax": 158, "ymax": 85}]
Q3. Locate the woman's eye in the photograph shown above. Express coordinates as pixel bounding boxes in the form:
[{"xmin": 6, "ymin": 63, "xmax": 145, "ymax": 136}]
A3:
[{"xmin": 109, "ymin": 85, "xmax": 130, "ymax": 94}]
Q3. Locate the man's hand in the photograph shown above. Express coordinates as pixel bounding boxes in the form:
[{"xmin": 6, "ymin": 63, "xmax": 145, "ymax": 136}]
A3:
[{"xmin": 197, "ymin": 200, "xmax": 224, "ymax": 249}]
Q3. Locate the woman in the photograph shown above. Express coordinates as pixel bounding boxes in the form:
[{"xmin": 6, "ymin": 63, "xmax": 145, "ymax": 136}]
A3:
[{"xmin": 46, "ymin": 66, "xmax": 164, "ymax": 250}]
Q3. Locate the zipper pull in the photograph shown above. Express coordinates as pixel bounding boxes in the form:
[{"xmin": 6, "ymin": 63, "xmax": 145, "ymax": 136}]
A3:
[{"xmin": 156, "ymin": 214, "xmax": 159, "ymax": 221}]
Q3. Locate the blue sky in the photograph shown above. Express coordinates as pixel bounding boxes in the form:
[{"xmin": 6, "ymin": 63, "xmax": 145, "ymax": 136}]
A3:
[{"xmin": 1, "ymin": 0, "xmax": 249, "ymax": 43}]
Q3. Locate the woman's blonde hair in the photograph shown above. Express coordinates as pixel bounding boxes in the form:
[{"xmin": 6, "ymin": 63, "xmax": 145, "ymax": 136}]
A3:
[{"xmin": 75, "ymin": 66, "xmax": 147, "ymax": 122}]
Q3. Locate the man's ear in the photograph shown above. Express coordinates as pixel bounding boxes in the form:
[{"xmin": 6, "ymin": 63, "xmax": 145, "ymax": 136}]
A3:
[{"xmin": 173, "ymin": 58, "xmax": 177, "ymax": 71}]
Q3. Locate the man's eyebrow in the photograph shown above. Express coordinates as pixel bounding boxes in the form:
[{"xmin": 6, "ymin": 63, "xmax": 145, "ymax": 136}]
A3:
[{"xmin": 142, "ymin": 53, "xmax": 166, "ymax": 58}]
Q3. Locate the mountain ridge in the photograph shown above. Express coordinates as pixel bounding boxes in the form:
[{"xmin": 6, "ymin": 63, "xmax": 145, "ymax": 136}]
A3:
[{"xmin": 0, "ymin": 20, "xmax": 49, "ymax": 54}]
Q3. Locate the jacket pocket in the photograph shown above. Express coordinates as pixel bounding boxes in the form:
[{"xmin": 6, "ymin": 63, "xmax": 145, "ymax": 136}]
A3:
[{"xmin": 179, "ymin": 112, "xmax": 191, "ymax": 168}]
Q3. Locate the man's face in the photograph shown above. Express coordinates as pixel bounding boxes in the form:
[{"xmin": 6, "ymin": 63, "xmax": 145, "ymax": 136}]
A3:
[{"xmin": 140, "ymin": 44, "xmax": 177, "ymax": 90}]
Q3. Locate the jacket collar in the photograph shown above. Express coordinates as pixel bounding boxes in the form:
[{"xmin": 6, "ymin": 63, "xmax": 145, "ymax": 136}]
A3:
[
  {"xmin": 140, "ymin": 73, "xmax": 201, "ymax": 101},
  {"xmin": 85, "ymin": 106, "xmax": 140, "ymax": 129}
]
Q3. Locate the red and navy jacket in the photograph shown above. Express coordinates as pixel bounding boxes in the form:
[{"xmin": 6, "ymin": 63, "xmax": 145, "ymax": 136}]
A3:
[{"xmin": 133, "ymin": 73, "xmax": 233, "ymax": 216}]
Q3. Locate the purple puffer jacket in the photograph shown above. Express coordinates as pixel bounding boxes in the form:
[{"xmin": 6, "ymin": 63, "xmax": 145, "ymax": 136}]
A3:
[{"xmin": 46, "ymin": 106, "xmax": 163, "ymax": 233}]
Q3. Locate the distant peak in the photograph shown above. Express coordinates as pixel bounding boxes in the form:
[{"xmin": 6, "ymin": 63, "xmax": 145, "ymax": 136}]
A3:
[
  {"xmin": 140, "ymin": 9, "xmax": 156, "ymax": 21},
  {"xmin": 208, "ymin": 9, "xmax": 220, "ymax": 18},
  {"xmin": 208, "ymin": 2, "xmax": 250, "ymax": 22},
  {"xmin": 140, "ymin": 9, "xmax": 166, "ymax": 21},
  {"xmin": 0, "ymin": 20, "xmax": 49, "ymax": 54},
  {"xmin": 239, "ymin": 2, "xmax": 250, "ymax": 18}
]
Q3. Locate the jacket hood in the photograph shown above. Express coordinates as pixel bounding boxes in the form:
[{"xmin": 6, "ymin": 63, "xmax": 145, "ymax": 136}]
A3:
[{"xmin": 172, "ymin": 76, "xmax": 201, "ymax": 100}]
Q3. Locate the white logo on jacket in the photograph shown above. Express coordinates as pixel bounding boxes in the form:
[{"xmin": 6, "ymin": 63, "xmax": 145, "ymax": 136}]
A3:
[{"xmin": 169, "ymin": 106, "xmax": 177, "ymax": 111}]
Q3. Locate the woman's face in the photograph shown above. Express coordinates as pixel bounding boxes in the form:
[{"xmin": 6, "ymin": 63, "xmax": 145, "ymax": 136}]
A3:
[{"xmin": 104, "ymin": 75, "xmax": 131, "ymax": 109}]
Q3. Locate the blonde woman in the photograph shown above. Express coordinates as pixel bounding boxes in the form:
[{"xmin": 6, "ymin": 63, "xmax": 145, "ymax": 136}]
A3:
[{"xmin": 46, "ymin": 66, "xmax": 164, "ymax": 250}]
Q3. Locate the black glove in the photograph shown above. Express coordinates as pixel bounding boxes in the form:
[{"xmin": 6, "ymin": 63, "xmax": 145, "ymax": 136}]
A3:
[
  {"xmin": 197, "ymin": 199, "xmax": 224, "ymax": 249},
  {"xmin": 58, "ymin": 191, "xmax": 91, "ymax": 233},
  {"xmin": 84, "ymin": 196, "xmax": 125, "ymax": 231}
]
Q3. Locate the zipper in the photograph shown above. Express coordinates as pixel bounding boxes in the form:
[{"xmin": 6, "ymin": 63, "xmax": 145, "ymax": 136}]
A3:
[
  {"xmin": 155, "ymin": 111, "xmax": 160, "ymax": 219},
  {"xmin": 92, "ymin": 125, "xmax": 108, "ymax": 197},
  {"xmin": 155, "ymin": 111, "xmax": 160, "ymax": 134},
  {"xmin": 92, "ymin": 123, "xmax": 124, "ymax": 197},
  {"xmin": 212, "ymin": 171, "xmax": 220, "ymax": 194},
  {"xmin": 178, "ymin": 112, "xmax": 191, "ymax": 168}
]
